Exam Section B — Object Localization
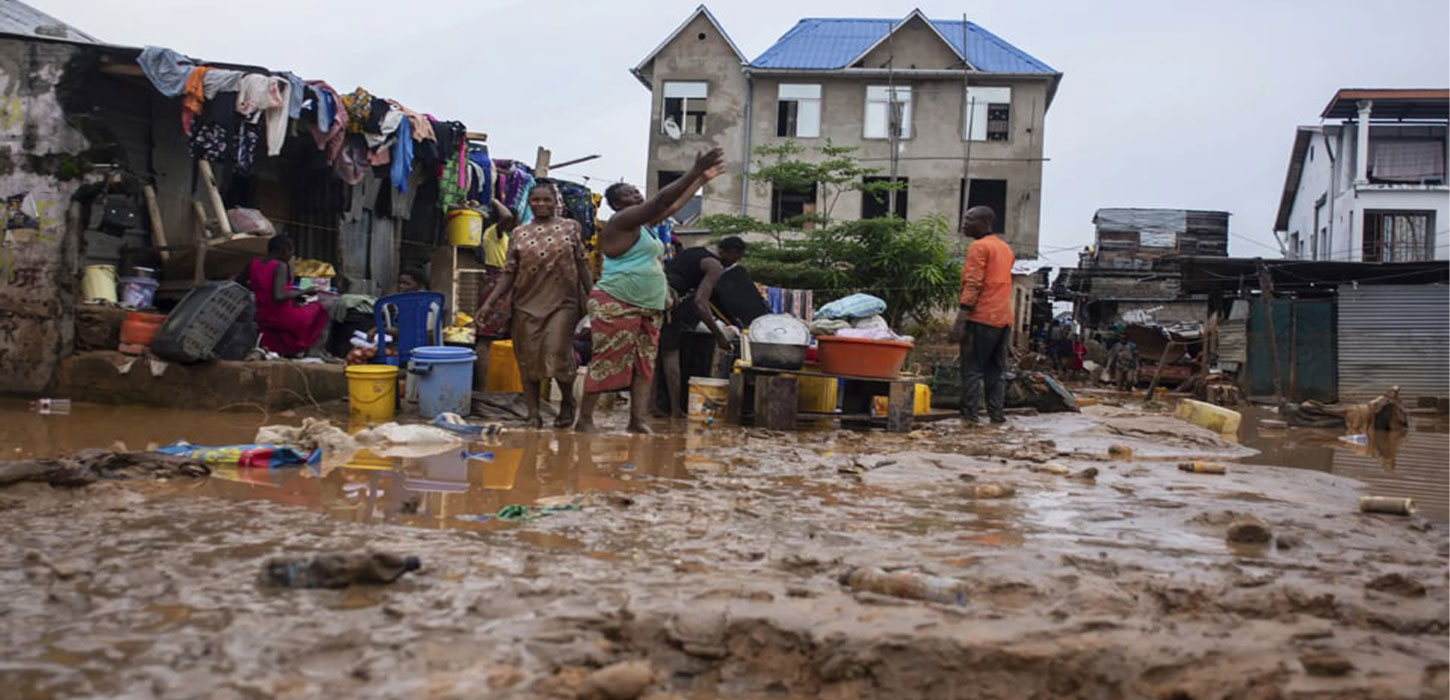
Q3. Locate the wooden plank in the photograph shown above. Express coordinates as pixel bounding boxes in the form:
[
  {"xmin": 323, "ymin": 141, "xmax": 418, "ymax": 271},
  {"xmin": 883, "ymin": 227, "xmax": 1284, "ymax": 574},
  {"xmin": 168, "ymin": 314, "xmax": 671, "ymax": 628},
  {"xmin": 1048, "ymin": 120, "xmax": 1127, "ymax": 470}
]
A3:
[
  {"xmin": 196, "ymin": 159, "xmax": 232, "ymax": 236},
  {"xmin": 534, "ymin": 147, "xmax": 552, "ymax": 178},
  {"xmin": 886, "ymin": 380, "xmax": 913, "ymax": 433},
  {"xmin": 754, "ymin": 374, "xmax": 798, "ymax": 430},
  {"xmin": 727, "ymin": 372, "xmax": 745, "ymax": 425},
  {"xmin": 142, "ymin": 184, "xmax": 167, "ymax": 261}
]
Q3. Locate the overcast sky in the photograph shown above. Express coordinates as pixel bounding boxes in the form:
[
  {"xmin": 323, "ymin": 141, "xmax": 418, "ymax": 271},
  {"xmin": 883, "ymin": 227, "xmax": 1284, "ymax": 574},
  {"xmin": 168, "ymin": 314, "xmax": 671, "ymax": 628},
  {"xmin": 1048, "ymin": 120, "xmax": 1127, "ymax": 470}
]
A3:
[{"xmin": 35, "ymin": 0, "xmax": 1449, "ymax": 269}]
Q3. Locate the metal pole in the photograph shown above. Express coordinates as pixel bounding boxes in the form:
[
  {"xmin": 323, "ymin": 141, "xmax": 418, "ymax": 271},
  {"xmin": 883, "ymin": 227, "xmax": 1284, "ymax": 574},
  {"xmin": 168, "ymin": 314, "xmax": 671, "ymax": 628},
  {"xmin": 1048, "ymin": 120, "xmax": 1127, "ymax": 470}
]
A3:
[
  {"xmin": 960, "ymin": 14, "xmax": 973, "ymax": 232},
  {"xmin": 886, "ymin": 29, "xmax": 898, "ymax": 216}
]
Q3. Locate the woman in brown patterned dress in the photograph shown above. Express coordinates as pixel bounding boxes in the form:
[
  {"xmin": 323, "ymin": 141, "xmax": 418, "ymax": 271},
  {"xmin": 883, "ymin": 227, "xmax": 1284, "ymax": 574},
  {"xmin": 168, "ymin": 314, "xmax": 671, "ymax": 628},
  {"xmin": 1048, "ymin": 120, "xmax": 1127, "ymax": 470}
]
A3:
[{"xmin": 476, "ymin": 181, "xmax": 593, "ymax": 428}]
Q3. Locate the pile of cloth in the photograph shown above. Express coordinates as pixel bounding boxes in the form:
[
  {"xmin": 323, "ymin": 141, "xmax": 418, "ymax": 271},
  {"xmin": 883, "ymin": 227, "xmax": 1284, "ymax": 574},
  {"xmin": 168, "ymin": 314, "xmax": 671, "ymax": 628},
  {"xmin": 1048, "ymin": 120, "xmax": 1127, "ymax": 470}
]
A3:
[{"xmin": 807, "ymin": 293, "xmax": 913, "ymax": 343}]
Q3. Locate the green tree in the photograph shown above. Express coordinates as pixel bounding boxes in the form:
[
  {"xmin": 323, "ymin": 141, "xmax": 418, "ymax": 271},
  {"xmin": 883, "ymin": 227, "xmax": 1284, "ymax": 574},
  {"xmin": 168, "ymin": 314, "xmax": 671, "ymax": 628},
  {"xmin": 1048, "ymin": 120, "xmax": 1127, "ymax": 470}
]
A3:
[{"xmin": 700, "ymin": 141, "xmax": 957, "ymax": 329}]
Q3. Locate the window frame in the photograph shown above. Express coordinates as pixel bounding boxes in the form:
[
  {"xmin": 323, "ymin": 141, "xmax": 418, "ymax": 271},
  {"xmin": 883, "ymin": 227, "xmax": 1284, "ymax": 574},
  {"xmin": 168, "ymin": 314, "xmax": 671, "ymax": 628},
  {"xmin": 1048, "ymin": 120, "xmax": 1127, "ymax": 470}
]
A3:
[
  {"xmin": 964, "ymin": 86, "xmax": 1012, "ymax": 142},
  {"xmin": 662, "ymin": 81, "xmax": 709, "ymax": 136},
  {"xmin": 1362, "ymin": 209, "xmax": 1435, "ymax": 262},
  {"xmin": 863, "ymin": 85, "xmax": 912, "ymax": 140},
  {"xmin": 861, "ymin": 176, "xmax": 908, "ymax": 219},
  {"xmin": 776, "ymin": 83, "xmax": 822, "ymax": 138}
]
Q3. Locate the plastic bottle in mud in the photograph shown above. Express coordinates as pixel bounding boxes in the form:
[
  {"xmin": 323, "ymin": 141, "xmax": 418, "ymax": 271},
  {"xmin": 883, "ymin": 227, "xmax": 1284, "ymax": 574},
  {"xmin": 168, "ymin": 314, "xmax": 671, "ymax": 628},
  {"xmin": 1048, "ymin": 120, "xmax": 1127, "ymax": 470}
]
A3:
[
  {"xmin": 260, "ymin": 552, "xmax": 421, "ymax": 589},
  {"xmin": 30, "ymin": 398, "xmax": 72, "ymax": 415},
  {"xmin": 840, "ymin": 567, "xmax": 968, "ymax": 605}
]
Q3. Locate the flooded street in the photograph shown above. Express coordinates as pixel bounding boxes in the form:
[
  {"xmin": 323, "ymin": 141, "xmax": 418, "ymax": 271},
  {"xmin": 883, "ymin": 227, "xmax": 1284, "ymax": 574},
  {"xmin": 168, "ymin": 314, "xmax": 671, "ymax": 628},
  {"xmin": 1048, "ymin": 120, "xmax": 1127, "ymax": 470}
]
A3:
[{"xmin": 1, "ymin": 399, "xmax": 1446, "ymax": 699}]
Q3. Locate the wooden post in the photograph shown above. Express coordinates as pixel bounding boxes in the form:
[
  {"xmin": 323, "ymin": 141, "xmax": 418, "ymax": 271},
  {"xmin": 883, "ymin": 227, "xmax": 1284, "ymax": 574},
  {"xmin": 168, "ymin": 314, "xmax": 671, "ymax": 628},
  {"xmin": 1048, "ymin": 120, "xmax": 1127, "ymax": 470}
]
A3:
[
  {"xmin": 726, "ymin": 372, "xmax": 745, "ymax": 425},
  {"xmin": 886, "ymin": 380, "xmax": 914, "ymax": 433},
  {"xmin": 1146, "ymin": 341, "xmax": 1179, "ymax": 399},
  {"xmin": 754, "ymin": 374, "xmax": 797, "ymax": 430},
  {"xmin": 196, "ymin": 159, "xmax": 232, "ymax": 236},
  {"xmin": 191, "ymin": 200, "xmax": 210, "ymax": 284},
  {"xmin": 534, "ymin": 147, "xmax": 552, "ymax": 178},
  {"xmin": 1257, "ymin": 261, "xmax": 1283, "ymax": 400},
  {"xmin": 142, "ymin": 184, "xmax": 167, "ymax": 260}
]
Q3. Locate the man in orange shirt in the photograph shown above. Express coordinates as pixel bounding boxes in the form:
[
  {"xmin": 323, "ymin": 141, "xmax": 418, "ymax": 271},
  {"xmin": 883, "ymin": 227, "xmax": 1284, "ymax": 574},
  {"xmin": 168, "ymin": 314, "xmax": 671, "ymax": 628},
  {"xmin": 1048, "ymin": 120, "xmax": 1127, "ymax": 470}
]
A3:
[{"xmin": 949, "ymin": 206, "xmax": 1015, "ymax": 424}]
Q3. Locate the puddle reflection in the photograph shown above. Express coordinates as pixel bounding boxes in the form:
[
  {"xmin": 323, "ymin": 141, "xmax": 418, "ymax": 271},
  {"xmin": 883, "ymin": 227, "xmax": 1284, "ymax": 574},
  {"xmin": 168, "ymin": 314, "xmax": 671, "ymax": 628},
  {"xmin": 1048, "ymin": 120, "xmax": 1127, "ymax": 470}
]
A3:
[{"xmin": 187, "ymin": 430, "xmax": 733, "ymax": 531}]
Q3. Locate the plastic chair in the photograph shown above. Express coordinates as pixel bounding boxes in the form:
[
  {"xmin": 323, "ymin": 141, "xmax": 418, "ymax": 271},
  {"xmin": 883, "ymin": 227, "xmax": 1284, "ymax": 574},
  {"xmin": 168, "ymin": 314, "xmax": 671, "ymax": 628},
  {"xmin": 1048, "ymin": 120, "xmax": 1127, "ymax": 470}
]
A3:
[{"xmin": 373, "ymin": 291, "xmax": 444, "ymax": 369}]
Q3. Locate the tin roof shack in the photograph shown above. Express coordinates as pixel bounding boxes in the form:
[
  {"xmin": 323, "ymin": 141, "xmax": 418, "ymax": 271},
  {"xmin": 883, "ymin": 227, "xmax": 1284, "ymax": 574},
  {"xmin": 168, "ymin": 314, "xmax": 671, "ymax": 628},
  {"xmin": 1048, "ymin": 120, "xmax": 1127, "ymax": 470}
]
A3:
[
  {"xmin": 0, "ymin": 10, "xmax": 506, "ymax": 396},
  {"xmin": 1180, "ymin": 257, "xmax": 1449, "ymax": 404}
]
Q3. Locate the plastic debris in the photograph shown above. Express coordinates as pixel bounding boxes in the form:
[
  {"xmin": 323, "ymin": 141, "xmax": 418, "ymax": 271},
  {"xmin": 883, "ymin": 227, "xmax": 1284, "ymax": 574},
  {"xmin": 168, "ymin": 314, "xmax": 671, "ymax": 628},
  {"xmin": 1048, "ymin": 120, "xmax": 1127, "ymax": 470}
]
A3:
[
  {"xmin": 495, "ymin": 504, "xmax": 582, "ymax": 521},
  {"xmin": 1178, "ymin": 461, "xmax": 1227, "ymax": 475},
  {"xmin": 840, "ymin": 566, "xmax": 968, "ymax": 605},
  {"xmin": 29, "ymin": 398, "xmax": 71, "ymax": 415},
  {"xmin": 156, "ymin": 441, "xmax": 318, "ymax": 468},
  {"xmin": 1359, "ymin": 496, "xmax": 1415, "ymax": 515},
  {"xmin": 259, "ymin": 552, "xmax": 420, "ymax": 588}
]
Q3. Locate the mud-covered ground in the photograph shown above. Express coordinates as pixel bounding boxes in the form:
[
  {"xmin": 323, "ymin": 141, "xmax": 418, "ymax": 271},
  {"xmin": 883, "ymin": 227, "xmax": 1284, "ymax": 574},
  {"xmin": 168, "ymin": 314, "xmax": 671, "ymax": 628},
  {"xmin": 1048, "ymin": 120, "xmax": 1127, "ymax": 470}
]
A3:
[{"xmin": 1, "ymin": 402, "xmax": 1446, "ymax": 699}]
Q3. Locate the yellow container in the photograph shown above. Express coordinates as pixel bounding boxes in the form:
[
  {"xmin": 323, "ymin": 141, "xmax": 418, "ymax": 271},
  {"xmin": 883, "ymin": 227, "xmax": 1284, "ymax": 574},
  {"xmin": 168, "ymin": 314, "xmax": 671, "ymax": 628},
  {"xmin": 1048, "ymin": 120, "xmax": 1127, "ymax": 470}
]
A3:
[
  {"xmin": 873, "ymin": 385, "xmax": 932, "ymax": 417},
  {"xmin": 346, "ymin": 365, "xmax": 399, "ymax": 424},
  {"xmin": 688, "ymin": 377, "xmax": 730, "ymax": 422},
  {"xmin": 1173, "ymin": 398, "xmax": 1242, "ymax": 435},
  {"xmin": 485, "ymin": 340, "xmax": 524, "ymax": 393},
  {"xmin": 797, "ymin": 375, "xmax": 838, "ymax": 413},
  {"xmin": 914, "ymin": 383, "xmax": 931, "ymax": 415},
  {"xmin": 82, "ymin": 264, "xmax": 118, "ymax": 303},
  {"xmin": 446, "ymin": 208, "xmax": 483, "ymax": 247}
]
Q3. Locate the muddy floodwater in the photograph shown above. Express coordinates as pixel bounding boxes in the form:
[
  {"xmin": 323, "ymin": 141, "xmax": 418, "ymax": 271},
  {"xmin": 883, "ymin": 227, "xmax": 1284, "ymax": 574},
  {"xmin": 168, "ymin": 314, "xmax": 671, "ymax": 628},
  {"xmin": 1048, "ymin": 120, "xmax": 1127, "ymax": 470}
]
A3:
[{"xmin": 1, "ymin": 398, "xmax": 1446, "ymax": 699}]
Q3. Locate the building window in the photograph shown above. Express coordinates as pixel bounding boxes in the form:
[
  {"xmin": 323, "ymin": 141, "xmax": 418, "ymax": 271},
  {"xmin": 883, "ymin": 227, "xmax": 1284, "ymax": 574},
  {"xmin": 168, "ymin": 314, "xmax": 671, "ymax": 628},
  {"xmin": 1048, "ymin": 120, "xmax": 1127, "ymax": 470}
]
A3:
[
  {"xmin": 777, "ymin": 84, "xmax": 821, "ymax": 138},
  {"xmin": 965, "ymin": 86, "xmax": 1011, "ymax": 142},
  {"xmin": 1369, "ymin": 140, "xmax": 1446, "ymax": 184},
  {"xmin": 770, "ymin": 182, "xmax": 817, "ymax": 226},
  {"xmin": 961, "ymin": 178, "xmax": 1007, "ymax": 234},
  {"xmin": 662, "ymin": 81, "xmax": 707, "ymax": 135},
  {"xmin": 861, "ymin": 176, "xmax": 908, "ymax": 219},
  {"xmin": 656, "ymin": 170, "xmax": 684, "ymax": 194},
  {"xmin": 1363, "ymin": 210, "xmax": 1434, "ymax": 262},
  {"xmin": 864, "ymin": 85, "xmax": 911, "ymax": 139}
]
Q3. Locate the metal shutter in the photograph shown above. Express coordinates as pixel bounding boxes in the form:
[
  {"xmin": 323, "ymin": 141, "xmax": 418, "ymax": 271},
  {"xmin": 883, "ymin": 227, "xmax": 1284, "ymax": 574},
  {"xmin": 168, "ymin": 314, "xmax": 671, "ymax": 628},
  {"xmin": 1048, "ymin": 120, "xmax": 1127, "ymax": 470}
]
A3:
[{"xmin": 1337, "ymin": 284, "xmax": 1450, "ymax": 401}]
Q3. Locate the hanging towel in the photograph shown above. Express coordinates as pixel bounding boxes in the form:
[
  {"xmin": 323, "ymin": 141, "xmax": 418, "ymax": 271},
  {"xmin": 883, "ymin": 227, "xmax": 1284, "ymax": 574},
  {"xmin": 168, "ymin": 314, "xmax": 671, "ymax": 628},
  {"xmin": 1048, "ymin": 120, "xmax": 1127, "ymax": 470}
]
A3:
[
  {"xmin": 201, "ymin": 68, "xmax": 244, "ymax": 98},
  {"xmin": 390, "ymin": 117, "xmax": 413, "ymax": 193},
  {"xmin": 281, "ymin": 72, "xmax": 305, "ymax": 119}
]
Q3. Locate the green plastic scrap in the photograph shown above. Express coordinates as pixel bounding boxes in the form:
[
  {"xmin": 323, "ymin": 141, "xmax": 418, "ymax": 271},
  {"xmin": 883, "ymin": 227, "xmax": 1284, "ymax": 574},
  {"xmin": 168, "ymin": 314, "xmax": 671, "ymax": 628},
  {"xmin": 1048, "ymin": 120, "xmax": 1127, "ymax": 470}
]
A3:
[{"xmin": 495, "ymin": 504, "xmax": 582, "ymax": 522}]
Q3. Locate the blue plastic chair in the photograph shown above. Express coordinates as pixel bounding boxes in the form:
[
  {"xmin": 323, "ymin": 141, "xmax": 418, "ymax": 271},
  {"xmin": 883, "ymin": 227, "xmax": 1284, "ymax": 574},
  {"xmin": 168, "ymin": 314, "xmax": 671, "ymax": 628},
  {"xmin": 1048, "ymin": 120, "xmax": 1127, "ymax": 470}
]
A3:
[{"xmin": 373, "ymin": 291, "xmax": 445, "ymax": 369}]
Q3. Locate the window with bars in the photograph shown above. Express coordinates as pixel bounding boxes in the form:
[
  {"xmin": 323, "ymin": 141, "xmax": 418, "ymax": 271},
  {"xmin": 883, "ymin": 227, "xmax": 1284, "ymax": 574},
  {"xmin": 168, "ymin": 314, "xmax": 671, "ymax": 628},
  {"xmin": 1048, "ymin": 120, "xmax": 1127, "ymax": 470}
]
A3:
[
  {"xmin": 965, "ymin": 86, "xmax": 1011, "ymax": 142},
  {"xmin": 776, "ymin": 84, "xmax": 821, "ymax": 138},
  {"xmin": 1362, "ymin": 210, "xmax": 1434, "ymax": 262}
]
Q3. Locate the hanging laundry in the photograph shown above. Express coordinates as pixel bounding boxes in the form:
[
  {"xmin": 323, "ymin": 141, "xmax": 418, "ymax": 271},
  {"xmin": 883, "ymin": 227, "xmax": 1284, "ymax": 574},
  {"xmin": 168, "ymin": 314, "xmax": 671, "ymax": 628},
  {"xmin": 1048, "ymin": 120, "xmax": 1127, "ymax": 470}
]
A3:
[
  {"xmin": 201, "ymin": 68, "xmax": 244, "ymax": 98},
  {"xmin": 387, "ymin": 100, "xmax": 435, "ymax": 143},
  {"xmin": 236, "ymin": 74, "xmax": 290, "ymax": 157},
  {"xmin": 135, "ymin": 46, "xmax": 195, "ymax": 97},
  {"xmin": 305, "ymin": 80, "xmax": 346, "ymax": 163},
  {"xmin": 555, "ymin": 180, "xmax": 597, "ymax": 240},
  {"xmin": 363, "ymin": 103, "xmax": 403, "ymax": 150},
  {"xmin": 390, "ymin": 117, "xmax": 413, "ymax": 194},
  {"xmin": 339, "ymin": 88, "xmax": 373, "ymax": 134},
  {"xmin": 467, "ymin": 147, "xmax": 492, "ymax": 205},
  {"xmin": 334, "ymin": 135, "xmax": 368, "ymax": 185},
  {"xmin": 180, "ymin": 66, "xmax": 210, "ymax": 135},
  {"xmin": 281, "ymin": 72, "xmax": 305, "ymax": 119}
]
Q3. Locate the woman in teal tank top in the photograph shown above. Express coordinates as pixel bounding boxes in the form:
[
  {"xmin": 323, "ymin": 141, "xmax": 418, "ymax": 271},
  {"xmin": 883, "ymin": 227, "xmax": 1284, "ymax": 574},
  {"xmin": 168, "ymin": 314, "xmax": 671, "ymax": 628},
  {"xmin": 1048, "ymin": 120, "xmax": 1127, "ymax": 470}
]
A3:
[{"xmin": 576, "ymin": 148, "xmax": 725, "ymax": 433}]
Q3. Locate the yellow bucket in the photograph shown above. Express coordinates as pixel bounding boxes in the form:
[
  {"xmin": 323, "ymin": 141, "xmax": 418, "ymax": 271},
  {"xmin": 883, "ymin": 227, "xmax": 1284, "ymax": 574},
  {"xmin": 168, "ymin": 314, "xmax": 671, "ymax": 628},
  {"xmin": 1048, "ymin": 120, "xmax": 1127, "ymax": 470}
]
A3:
[
  {"xmin": 82, "ymin": 264, "xmax": 118, "ymax": 303},
  {"xmin": 688, "ymin": 377, "xmax": 730, "ymax": 422},
  {"xmin": 346, "ymin": 365, "xmax": 399, "ymax": 424},
  {"xmin": 871, "ymin": 384, "xmax": 933, "ymax": 417},
  {"xmin": 446, "ymin": 208, "xmax": 483, "ymax": 247},
  {"xmin": 797, "ymin": 375, "xmax": 838, "ymax": 413},
  {"xmin": 485, "ymin": 340, "xmax": 524, "ymax": 393}
]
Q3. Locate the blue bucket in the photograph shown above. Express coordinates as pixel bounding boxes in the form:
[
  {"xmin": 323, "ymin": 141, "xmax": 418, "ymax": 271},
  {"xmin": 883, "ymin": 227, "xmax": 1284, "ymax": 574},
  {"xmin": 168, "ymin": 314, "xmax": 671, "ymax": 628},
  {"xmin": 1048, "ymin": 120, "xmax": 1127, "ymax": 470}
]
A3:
[{"xmin": 409, "ymin": 346, "xmax": 477, "ymax": 419}]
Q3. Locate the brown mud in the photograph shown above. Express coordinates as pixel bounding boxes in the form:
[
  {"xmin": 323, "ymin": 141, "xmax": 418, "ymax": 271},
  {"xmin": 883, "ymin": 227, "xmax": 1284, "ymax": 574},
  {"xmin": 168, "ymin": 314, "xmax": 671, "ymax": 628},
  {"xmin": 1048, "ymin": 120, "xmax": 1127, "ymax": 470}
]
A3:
[{"xmin": 0, "ymin": 400, "xmax": 1446, "ymax": 699}]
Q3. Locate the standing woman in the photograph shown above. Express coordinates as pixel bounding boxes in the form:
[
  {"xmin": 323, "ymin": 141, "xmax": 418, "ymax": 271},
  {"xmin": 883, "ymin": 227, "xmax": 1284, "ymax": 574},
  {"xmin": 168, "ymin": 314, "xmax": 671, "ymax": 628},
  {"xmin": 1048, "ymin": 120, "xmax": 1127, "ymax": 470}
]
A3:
[
  {"xmin": 575, "ymin": 148, "xmax": 724, "ymax": 433},
  {"xmin": 476, "ymin": 181, "xmax": 593, "ymax": 428},
  {"xmin": 242, "ymin": 235, "xmax": 329, "ymax": 357}
]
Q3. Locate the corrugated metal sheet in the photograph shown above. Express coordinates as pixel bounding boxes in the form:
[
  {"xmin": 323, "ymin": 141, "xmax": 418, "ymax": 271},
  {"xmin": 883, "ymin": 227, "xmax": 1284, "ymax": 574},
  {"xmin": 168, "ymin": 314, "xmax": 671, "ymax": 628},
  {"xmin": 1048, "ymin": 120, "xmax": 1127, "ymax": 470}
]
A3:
[
  {"xmin": 749, "ymin": 17, "xmax": 1055, "ymax": 73},
  {"xmin": 1218, "ymin": 319, "xmax": 1247, "ymax": 364},
  {"xmin": 1338, "ymin": 284, "xmax": 1450, "ymax": 401},
  {"xmin": 0, "ymin": 0, "xmax": 97, "ymax": 42}
]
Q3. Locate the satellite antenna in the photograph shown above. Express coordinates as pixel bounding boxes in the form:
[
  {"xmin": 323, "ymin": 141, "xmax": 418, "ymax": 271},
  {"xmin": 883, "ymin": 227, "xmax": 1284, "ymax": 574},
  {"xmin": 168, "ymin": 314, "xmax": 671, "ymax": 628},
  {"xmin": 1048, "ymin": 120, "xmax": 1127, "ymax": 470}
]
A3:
[{"xmin": 663, "ymin": 117, "xmax": 683, "ymax": 140}]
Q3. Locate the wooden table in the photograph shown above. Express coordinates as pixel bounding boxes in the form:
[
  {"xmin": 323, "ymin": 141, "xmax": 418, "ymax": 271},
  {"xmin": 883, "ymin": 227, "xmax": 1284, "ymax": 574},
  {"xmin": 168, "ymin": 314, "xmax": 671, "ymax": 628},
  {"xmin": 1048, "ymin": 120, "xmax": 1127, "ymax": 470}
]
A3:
[{"xmin": 726, "ymin": 365, "xmax": 916, "ymax": 432}]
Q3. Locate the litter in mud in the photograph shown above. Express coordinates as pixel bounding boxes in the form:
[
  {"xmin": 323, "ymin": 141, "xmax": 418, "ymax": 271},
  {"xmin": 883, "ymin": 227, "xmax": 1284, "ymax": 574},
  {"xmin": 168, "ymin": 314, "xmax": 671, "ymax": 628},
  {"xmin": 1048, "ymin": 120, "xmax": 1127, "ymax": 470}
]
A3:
[
  {"xmin": 0, "ymin": 449, "xmax": 209, "ymax": 487},
  {"xmin": 1178, "ymin": 460, "xmax": 1228, "ymax": 474},
  {"xmin": 260, "ymin": 551, "xmax": 421, "ymax": 588},
  {"xmin": 840, "ymin": 566, "xmax": 969, "ymax": 606},
  {"xmin": 1360, "ymin": 495, "xmax": 1416, "ymax": 515},
  {"xmin": 1226, "ymin": 514, "xmax": 1273, "ymax": 544}
]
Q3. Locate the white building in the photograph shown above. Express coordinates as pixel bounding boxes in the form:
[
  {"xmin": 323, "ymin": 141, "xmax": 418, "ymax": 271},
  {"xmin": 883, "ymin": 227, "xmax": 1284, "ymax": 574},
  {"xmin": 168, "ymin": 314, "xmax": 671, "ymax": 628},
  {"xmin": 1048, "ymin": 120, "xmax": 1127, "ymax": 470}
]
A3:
[{"xmin": 1274, "ymin": 89, "xmax": 1448, "ymax": 262}]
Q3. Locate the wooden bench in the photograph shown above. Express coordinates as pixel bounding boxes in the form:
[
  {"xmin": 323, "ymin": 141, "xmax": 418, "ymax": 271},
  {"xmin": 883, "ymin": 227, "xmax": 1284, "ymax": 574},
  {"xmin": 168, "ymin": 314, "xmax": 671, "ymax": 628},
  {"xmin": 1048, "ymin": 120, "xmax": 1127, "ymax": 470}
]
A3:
[{"xmin": 725, "ymin": 365, "xmax": 916, "ymax": 432}]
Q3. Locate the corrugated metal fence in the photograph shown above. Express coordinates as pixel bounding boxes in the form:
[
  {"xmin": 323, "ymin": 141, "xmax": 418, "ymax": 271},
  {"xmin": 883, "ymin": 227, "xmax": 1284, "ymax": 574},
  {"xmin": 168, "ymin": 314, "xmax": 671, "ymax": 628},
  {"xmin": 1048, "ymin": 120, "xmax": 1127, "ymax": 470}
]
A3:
[{"xmin": 1337, "ymin": 284, "xmax": 1450, "ymax": 401}]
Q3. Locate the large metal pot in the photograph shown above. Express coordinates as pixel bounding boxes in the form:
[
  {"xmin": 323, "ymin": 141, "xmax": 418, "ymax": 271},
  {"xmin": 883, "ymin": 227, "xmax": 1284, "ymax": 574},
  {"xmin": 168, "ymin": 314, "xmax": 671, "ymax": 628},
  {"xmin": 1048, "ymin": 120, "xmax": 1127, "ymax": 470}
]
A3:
[{"xmin": 750, "ymin": 341, "xmax": 807, "ymax": 370}]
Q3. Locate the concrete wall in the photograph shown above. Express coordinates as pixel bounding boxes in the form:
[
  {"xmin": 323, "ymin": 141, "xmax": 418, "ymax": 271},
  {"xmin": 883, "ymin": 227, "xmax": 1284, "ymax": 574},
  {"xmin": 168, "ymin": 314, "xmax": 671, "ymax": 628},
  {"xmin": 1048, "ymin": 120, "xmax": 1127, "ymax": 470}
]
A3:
[
  {"xmin": 640, "ymin": 12, "xmax": 748, "ymax": 214},
  {"xmin": 857, "ymin": 16, "xmax": 961, "ymax": 70},
  {"xmin": 739, "ymin": 73, "xmax": 1049, "ymax": 258},
  {"xmin": 0, "ymin": 38, "xmax": 92, "ymax": 394},
  {"xmin": 1288, "ymin": 123, "xmax": 1449, "ymax": 262}
]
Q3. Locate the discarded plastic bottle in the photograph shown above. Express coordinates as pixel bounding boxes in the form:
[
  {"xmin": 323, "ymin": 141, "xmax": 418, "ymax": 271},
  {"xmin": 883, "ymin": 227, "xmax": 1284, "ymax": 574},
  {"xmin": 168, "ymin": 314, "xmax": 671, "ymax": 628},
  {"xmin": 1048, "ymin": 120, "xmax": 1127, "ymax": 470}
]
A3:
[
  {"xmin": 1178, "ymin": 461, "xmax": 1227, "ymax": 475},
  {"xmin": 29, "ymin": 398, "xmax": 72, "ymax": 415},
  {"xmin": 839, "ymin": 566, "xmax": 968, "ymax": 606},
  {"xmin": 260, "ymin": 552, "xmax": 420, "ymax": 589},
  {"xmin": 1359, "ymin": 496, "xmax": 1415, "ymax": 516}
]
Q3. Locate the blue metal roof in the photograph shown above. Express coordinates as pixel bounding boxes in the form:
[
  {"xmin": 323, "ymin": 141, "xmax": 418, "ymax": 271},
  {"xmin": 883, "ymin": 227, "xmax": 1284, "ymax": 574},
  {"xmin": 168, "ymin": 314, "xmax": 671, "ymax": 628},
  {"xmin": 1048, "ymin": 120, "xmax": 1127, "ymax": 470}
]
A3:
[{"xmin": 749, "ymin": 17, "xmax": 1056, "ymax": 74}]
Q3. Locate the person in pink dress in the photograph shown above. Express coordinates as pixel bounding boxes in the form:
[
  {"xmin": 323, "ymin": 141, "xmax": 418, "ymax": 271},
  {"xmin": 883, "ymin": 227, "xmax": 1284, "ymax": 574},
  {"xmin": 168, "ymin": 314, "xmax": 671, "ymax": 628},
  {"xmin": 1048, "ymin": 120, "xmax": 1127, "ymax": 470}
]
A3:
[{"xmin": 243, "ymin": 235, "xmax": 328, "ymax": 357}]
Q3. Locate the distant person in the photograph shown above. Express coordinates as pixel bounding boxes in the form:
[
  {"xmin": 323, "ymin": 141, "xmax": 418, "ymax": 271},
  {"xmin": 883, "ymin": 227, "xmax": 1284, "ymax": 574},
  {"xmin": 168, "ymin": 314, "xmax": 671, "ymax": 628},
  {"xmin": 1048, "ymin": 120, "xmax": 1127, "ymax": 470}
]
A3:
[
  {"xmin": 948, "ymin": 206, "xmax": 1014, "ymax": 424},
  {"xmin": 575, "ymin": 148, "xmax": 725, "ymax": 433},
  {"xmin": 660, "ymin": 236, "xmax": 746, "ymax": 417},
  {"xmin": 476, "ymin": 181, "xmax": 593, "ymax": 429},
  {"xmin": 395, "ymin": 267, "xmax": 428, "ymax": 293},
  {"xmin": 242, "ymin": 235, "xmax": 329, "ymax": 357}
]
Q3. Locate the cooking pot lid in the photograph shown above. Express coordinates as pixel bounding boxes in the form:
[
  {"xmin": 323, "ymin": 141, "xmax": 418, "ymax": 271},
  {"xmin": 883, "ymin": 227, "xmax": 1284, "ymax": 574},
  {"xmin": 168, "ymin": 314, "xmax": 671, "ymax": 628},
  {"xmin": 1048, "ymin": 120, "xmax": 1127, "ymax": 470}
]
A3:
[{"xmin": 748, "ymin": 313, "xmax": 809, "ymax": 346}]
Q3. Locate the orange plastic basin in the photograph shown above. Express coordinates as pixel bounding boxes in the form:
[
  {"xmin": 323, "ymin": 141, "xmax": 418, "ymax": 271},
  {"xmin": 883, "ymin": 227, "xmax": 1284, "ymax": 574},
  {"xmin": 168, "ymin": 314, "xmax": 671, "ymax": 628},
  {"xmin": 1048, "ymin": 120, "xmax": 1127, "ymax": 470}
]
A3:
[
  {"xmin": 119, "ymin": 311, "xmax": 165, "ymax": 347},
  {"xmin": 814, "ymin": 336, "xmax": 913, "ymax": 379}
]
